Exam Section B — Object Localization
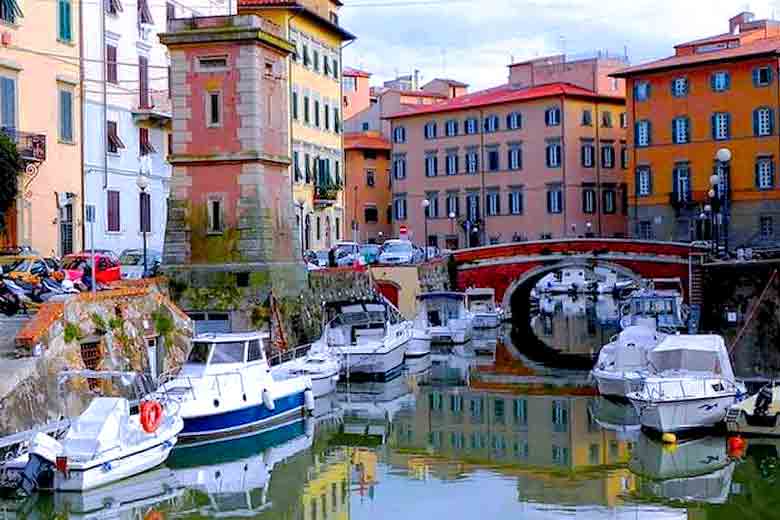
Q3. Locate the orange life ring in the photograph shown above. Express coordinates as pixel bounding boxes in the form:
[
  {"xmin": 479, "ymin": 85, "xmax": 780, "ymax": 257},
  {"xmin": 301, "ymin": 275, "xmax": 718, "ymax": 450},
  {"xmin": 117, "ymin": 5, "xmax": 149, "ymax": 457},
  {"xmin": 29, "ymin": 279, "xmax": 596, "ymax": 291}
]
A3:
[{"xmin": 140, "ymin": 400, "xmax": 163, "ymax": 433}]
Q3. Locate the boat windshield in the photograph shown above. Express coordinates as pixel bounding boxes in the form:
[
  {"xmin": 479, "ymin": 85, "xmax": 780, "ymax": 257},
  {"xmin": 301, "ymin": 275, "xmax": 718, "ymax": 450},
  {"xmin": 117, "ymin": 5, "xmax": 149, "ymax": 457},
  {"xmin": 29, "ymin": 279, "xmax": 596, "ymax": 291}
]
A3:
[
  {"xmin": 210, "ymin": 342, "xmax": 246, "ymax": 364},
  {"xmin": 188, "ymin": 342, "xmax": 212, "ymax": 364},
  {"xmin": 382, "ymin": 242, "xmax": 412, "ymax": 254},
  {"xmin": 332, "ymin": 310, "xmax": 385, "ymax": 327},
  {"xmin": 632, "ymin": 298, "xmax": 675, "ymax": 314}
]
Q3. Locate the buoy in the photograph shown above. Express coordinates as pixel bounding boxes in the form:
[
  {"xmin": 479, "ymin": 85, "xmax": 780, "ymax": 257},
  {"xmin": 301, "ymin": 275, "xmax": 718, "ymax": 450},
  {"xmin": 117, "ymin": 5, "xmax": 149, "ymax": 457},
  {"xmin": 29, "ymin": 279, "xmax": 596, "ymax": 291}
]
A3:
[
  {"xmin": 262, "ymin": 389, "xmax": 275, "ymax": 411},
  {"xmin": 304, "ymin": 389, "xmax": 315, "ymax": 412},
  {"xmin": 661, "ymin": 432, "xmax": 677, "ymax": 444},
  {"xmin": 140, "ymin": 400, "xmax": 163, "ymax": 434},
  {"xmin": 728, "ymin": 436, "xmax": 746, "ymax": 457}
]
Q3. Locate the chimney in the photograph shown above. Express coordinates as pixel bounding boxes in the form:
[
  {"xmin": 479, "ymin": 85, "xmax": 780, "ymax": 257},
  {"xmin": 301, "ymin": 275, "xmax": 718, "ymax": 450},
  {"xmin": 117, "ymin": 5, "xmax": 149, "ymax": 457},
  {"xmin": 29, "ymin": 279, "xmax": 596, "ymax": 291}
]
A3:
[
  {"xmin": 729, "ymin": 11, "xmax": 755, "ymax": 34},
  {"xmin": 413, "ymin": 69, "xmax": 420, "ymax": 90}
]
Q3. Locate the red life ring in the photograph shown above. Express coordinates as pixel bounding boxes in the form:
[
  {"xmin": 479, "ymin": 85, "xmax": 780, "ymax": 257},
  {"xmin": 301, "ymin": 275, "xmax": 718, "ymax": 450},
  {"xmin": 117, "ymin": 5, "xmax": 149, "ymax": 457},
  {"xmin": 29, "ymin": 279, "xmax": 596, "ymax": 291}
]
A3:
[{"xmin": 140, "ymin": 400, "xmax": 163, "ymax": 433}]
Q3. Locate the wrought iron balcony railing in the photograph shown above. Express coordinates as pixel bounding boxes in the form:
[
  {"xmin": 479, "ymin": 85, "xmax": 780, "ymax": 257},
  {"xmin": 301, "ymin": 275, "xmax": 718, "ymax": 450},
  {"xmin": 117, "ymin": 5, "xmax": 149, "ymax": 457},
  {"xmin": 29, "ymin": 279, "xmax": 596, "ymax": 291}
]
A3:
[{"xmin": 1, "ymin": 127, "xmax": 46, "ymax": 162}]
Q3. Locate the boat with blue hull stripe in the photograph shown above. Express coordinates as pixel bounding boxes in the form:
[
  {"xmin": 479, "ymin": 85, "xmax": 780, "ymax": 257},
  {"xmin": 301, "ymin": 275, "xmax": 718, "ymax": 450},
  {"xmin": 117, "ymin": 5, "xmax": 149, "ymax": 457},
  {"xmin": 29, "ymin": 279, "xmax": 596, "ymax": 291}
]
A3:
[{"xmin": 180, "ymin": 392, "xmax": 305, "ymax": 438}]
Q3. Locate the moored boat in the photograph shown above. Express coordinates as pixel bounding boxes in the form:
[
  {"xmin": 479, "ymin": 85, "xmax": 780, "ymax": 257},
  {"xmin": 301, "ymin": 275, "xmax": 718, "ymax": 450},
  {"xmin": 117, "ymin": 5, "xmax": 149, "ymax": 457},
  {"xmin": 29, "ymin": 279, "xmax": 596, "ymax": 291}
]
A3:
[
  {"xmin": 158, "ymin": 331, "xmax": 313, "ymax": 444},
  {"xmin": 314, "ymin": 299, "xmax": 412, "ymax": 381},
  {"xmin": 627, "ymin": 334, "xmax": 742, "ymax": 433},
  {"xmin": 416, "ymin": 292, "xmax": 473, "ymax": 344},
  {"xmin": 465, "ymin": 287, "xmax": 504, "ymax": 329},
  {"xmin": 591, "ymin": 325, "xmax": 666, "ymax": 400},
  {"xmin": 271, "ymin": 344, "xmax": 340, "ymax": 398},
  {"xmin": 619, "ymin": 286, "xmax": 687, "ymax": 332},
  {"xmin": 726, "ymin": 382, "xmax": 780, "ymax": 436}
]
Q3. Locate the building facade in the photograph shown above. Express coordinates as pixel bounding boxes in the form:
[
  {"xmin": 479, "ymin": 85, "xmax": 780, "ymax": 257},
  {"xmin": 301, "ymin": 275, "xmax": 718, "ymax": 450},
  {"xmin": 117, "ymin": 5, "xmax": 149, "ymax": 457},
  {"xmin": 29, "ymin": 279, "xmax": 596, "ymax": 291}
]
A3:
[
  {"xmin": 160, "ymin": 14, "xmax": 303, "ymax": 333},
  {"xmin": 614, "ymin": 12, "xmax": 780, "ymax": 248},
  {"xmin": 0, "ymin": 0, "xmax": 82, "ymax": 256},
  {"xmin": 238, "ymin": 0, "xmax": 354, "ymax": 254},
  {"xmin": 388, "ymin": 55, "xmax": 628, "ymax": 249},
  {"xmin": 82, "ymin": 0, "xmax": 212, "ymax": 255},
  {"xmin": 344, "ymin": 132, "xmax": 392, "ymax": 243}
]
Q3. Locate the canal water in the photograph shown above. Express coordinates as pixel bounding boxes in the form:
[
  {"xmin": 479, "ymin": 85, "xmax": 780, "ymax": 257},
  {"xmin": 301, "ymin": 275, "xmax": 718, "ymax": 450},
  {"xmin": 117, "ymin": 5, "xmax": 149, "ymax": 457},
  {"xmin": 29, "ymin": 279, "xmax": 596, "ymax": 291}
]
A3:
[{"xmin": 4, "ymin": 295, "xmax": 780, "ymax": 519}]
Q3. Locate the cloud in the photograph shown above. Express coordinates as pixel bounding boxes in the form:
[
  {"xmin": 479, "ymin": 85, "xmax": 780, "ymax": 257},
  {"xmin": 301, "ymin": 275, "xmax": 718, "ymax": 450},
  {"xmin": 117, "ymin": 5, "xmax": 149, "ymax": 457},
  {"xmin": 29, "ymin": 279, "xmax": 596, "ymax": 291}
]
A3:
[{"xmin": 341, "ymin": 0, "xmax": 779, "ymax": 91}]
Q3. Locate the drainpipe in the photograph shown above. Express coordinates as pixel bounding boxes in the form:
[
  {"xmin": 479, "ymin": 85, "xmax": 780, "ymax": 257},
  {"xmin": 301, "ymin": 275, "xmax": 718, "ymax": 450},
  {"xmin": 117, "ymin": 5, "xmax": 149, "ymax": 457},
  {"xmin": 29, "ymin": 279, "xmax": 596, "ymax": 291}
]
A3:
[
  {"xmin": 594, "ymin": 100, "xmax": 602, "ymax": 237},
  {"xmin": 560, "ymin": 94, "xmax": 567, "ymax": 238},
  {"xmin": 478, "ymin": 107, "xmax": 485, "ymax": 246},
  {"xmin": 78, "ymin": 0, "xmax": 85, "ymax": 249}
]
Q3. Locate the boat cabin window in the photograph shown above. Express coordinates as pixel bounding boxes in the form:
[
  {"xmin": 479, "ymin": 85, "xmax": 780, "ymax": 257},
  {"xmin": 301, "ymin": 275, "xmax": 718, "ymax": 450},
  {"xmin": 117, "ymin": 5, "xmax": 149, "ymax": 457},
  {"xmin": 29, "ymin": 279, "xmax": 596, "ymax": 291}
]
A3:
[
  {"xmin": 210, "ymin": 341, "xmax": 246, "ymax": 364},
  {"xmin": 247, "ymin": 339, "xmax": 263, "ymax": 362},
  {"xmin": 188, "ymin": 342, "xmax": 212, "ymax": 364},
  {"xmin": 634, "ymin": 298, "xmax": 674, "ymax": 314}
]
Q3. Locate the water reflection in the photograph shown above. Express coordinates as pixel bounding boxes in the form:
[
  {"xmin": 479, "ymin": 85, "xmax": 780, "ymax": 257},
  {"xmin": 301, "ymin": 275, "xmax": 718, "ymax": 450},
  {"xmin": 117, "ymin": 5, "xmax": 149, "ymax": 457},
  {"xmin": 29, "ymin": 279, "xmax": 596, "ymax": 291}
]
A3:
[
  {"xmin": 530, "ymin": 294, "xmax": 621, "ymax": 360},
  {"xmin": 8, "ymin": 330, "xmax": 780, "ymax": 519}
]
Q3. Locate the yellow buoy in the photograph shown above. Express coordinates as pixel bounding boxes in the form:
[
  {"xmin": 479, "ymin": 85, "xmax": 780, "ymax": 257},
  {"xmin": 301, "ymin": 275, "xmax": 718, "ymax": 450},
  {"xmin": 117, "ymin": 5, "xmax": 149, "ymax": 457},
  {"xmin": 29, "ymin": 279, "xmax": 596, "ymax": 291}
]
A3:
[{"xmin": 661, "ymin": 432, "xmax": 677, "ymax": 444}]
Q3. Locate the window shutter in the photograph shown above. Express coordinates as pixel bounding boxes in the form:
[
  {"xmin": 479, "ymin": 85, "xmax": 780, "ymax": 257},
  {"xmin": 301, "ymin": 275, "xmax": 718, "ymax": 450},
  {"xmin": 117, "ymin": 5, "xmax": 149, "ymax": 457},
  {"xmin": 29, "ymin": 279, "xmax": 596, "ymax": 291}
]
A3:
[
  {"xmin": 646, "ymin": 121, "xmax": 652, "ymax": 145},
  {"xmin": 711, "ymin": 114, "xmax": 717, "ymax": 140},
  {"xmin": 726, "ymin": 113, "xmax": 731, "ymax": 138},
  {"xmin": 546, "ymin": 191, "xmax": 552, "ymax": 213},
  {"xmin": 755, "ymin": 160, "xmax": 761, "ymax": 189},
  {"xmin": 753, "ymin": 68, "xmax": 760, "ymax": 87},
  {"xmin": 648, "ymin": 169, "xmax": 653, "ymax": 195},
  {"xmin": 519, "ymin": 192, "xmax": 524, "ymax": 214},
  {"xmin": 582, "ymin": 189, "xmax": 588, "ymax": 212},
  {"xmin": 0, "ymin": 78, "xmax": 15, "ymax": 130},
  {"xmin": 753, "ymin": 109, "xmax": 760, "ymax": 136},
  {"xmin": 725, "ymin": 73, "xmax": 731, "ymax": 90},
  {"xmin": 769, "ymin": 67, "xmax": 775, "ymax": 84},
  {"xmin": 772, "ymin": 160, "xmax": 776, "ymax": 188},
  {"xmin": 635, "ymin": 171, "xmax": 641, "ymax": 196},
  {"xmin": 672, "ymin": 168, "xmax": 679, "ymax": 202},
  {"xmin": 545, "ymin": 145, "xmax": 551, "ymax": 167},
  {"xmin": 770, "ymin": 109, "xmax": 776, "ymax": 135},
  {"xmin": 710, "ymin": 74, "xmax": 716, "ymax": 91}
]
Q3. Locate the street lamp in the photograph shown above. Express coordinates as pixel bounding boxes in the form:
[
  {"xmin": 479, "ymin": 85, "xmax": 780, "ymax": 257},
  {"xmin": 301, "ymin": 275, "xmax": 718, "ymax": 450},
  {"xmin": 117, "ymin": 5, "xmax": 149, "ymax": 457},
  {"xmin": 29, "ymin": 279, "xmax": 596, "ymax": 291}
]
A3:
[
  {"xmin": 448, "ymin": 211, "xmax": 456, "ymax": 248},
  {"xmin": 586, "ymin": 221, "xmax": 593, "ymax": 237},
  {"xmin": 136, "ymin": 175, "xmax": 150, "ymax": 276},
  {"xmin": 714, "ymin": 148, "xmax": 731, "ymax": 253},
  {"xmin": 421, "ymin": 199, "xmax": 430, "ymax": 261}
]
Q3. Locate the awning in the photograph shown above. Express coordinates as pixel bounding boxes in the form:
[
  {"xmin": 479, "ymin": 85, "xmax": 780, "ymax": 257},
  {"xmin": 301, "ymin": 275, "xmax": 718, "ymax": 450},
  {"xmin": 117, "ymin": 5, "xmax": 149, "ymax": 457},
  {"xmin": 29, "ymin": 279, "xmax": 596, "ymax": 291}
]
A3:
[{"xmin": 1, "ymin": 0, "xmax": 23, "ymax": 20}]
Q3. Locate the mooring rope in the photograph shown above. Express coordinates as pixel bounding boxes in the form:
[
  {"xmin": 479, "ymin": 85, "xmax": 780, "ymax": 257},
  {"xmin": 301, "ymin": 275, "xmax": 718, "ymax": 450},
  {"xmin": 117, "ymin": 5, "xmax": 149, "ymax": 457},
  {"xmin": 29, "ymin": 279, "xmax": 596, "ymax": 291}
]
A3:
[{"xmin": 729, "ymin": 269, "xmax": 778, "ymax": 355}]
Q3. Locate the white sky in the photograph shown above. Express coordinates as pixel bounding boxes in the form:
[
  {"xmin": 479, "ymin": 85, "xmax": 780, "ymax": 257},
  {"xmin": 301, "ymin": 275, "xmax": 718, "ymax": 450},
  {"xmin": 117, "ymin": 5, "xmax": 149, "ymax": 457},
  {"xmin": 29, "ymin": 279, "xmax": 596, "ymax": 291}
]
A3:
[{"xmin": 341, "ymin": 0, "xmax": 780, "ymax": 91}]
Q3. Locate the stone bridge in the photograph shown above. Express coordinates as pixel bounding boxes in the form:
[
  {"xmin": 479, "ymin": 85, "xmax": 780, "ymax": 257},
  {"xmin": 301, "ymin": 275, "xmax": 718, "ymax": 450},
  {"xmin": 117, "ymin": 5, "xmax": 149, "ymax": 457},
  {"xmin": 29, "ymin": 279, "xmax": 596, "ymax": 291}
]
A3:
[{"xmin": 452, "ymin": 239, "xmax": 708, "ymax": 310}]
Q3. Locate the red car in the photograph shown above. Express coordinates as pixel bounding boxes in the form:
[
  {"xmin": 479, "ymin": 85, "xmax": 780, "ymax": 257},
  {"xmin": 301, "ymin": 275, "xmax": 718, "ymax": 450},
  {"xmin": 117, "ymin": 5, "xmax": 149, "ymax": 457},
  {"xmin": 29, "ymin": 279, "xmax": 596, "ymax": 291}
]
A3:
[{"xmin": 62, "ymin": 253, "xmax": 121, "ymax": 285}]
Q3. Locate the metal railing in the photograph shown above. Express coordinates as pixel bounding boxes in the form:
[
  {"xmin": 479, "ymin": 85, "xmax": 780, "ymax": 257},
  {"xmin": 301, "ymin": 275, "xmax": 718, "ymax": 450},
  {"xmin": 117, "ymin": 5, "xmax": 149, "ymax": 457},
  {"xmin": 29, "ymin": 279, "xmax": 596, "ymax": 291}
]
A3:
[
  {"xmin": 267, "ymin": 344, "xmax": 312, "ymax": 367},
  {"xmin": 640, "ymin": 377, "xmax": 739, "ymax": 402},
  {"xmin": 0, "ymin": 127, "xmax": 46, "ymax": 162}
]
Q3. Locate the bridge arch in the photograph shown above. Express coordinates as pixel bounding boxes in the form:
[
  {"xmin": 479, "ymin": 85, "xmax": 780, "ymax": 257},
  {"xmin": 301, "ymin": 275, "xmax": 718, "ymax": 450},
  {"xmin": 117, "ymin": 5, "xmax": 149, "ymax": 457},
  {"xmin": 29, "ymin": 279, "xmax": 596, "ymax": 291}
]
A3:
[{"xmin": 500, "ymin": 259, "xmax": 642, "ymax": 311}]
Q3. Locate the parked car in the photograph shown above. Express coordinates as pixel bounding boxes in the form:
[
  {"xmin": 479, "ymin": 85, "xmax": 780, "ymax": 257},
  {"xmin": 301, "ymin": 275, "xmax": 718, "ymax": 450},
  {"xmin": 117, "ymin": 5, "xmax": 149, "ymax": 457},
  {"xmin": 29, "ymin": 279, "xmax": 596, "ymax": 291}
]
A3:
[
  {"xmin": 333, "ymin": 242, "xmax": 366, "ymax": 267},
  {"xmin": 378, "ymin": 240, "xmax": 417, "ymax": 265},
  {"xmin": 304, "ymin": 250, "xmax": 329, "ymax": 268},
  {"xmin": 62, "ymin": 253, "xmax": 121, "ymax": 285},
  {"xmin": 119, "ymin": 249, "xmax": 162, "ymax": 279},
  {"xmin": 360, "ymin": 244, "xmax": 381, "ymax": 265}
]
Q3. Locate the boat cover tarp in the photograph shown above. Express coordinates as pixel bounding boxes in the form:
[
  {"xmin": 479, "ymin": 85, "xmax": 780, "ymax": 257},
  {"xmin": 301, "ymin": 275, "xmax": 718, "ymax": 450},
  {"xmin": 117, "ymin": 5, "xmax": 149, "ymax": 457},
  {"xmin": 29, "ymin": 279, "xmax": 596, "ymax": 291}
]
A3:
[{"xmin": 648, "ymin": 335, "xmax": 734, "ymax": 380}]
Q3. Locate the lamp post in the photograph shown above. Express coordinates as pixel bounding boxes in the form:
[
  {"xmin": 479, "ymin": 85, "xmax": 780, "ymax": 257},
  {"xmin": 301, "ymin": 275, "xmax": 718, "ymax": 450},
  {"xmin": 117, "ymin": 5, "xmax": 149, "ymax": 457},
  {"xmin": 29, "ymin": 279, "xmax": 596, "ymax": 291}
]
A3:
[
  {"xmin": 421, "ymin": 199, "xmax": 430, "ymax": 261},
  {"xmin": 295, "ymin": 199, "xmax": 306, "ymax": 257},
  {"xmin": 715, "ymin": 148, "xmax": 731, "ymax": 254},
  {"xmin": 136, "ymin": 175, "xmax": 150, "ymax": 276},
  {"xmin": 449, "ymin": 212, "xmax": 456, "ymax": 248},
  {"xmin": 586, "ymin": 221, "xmax": 593, "ymax": 238}
]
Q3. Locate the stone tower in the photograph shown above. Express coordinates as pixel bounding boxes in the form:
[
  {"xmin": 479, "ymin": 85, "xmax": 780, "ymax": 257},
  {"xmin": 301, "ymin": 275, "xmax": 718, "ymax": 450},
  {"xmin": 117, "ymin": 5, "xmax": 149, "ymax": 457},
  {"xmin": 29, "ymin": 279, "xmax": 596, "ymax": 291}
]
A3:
[{"xmin": 159, "ymin": 15, "xmax": 306, "ymax": 332}]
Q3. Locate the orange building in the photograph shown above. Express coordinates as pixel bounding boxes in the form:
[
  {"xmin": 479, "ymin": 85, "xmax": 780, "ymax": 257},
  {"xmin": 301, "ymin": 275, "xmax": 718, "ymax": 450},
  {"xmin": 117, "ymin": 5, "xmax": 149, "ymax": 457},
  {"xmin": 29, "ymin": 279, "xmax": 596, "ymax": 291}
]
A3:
[
  {"xmin": 342, "ymin": 67, "xmax": 372, "ymax": 120},
  {"xmin": 614, "ymin": 11, "xmax": 780, "ymax": 248},
  {"xmin": 344, "ymin": 132, "xmax": 392, "ymax": 242}
]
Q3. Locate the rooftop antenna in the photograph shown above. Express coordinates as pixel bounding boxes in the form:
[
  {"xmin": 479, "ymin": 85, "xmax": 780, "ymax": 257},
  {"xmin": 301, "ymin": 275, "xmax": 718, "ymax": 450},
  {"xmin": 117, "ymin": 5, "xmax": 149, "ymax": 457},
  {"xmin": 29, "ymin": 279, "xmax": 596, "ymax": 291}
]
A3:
[{"xmin": 559, "ymin": 35, "xmax": 566, "ymax": 59}]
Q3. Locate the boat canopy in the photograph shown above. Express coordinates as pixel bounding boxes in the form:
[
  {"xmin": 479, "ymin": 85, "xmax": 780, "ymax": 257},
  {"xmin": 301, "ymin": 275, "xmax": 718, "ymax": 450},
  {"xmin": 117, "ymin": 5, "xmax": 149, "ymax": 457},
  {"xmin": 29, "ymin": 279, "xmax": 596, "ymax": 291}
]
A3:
[
  {"xmin": 606, "ymin": 326, "xmax": 663, "ymax": 370},
  {"xmin": 417, "ymin": 291, "xmax": 466, "ymax": 301},
  {"xmin": 648, "ymin": 335, "xmax": 733, "ymax": 380}
]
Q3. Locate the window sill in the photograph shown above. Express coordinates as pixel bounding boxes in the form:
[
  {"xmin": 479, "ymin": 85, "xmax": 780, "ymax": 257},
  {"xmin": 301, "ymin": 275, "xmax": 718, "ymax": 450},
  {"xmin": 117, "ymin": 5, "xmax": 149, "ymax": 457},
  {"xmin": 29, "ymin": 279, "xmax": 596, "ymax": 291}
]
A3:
[
  {"xmin": 58, "ymin": 139, "xmax": 76, "ymax": 146},
  {"xmin": 57, "ymin": 38, "xmax": 76, "ymax": 47},
  {"xmin": 105, "ymin": 231, "xmax": 123, "ymax": 235},
  {"xmin": 0, "ymin": 19, "xmax": 20, "ymax": 29},
  {"xmin": 206, "ymin": 231, "xmax": 224, "ymax": 236}
]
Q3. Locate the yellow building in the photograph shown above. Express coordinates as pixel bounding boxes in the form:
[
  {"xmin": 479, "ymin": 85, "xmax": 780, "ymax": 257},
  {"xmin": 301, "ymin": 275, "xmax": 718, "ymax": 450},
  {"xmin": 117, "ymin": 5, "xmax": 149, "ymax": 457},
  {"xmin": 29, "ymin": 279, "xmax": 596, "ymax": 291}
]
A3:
[
  {"xmin": 238, "ymin": 0, "xmax": 355, "ymax": 253},
  {"xmin": 301, "ymin": 449, "xmax": 350, "ymax": 520},
  {"xmin": 0, "ymin": 0, "xmax": 82, "ymax": 255}
]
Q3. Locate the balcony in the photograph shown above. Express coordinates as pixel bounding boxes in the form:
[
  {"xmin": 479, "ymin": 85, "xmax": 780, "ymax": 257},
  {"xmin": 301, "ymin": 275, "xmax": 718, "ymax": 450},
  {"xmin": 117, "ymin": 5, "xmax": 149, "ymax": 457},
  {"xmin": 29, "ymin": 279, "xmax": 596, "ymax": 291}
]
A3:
[
  {"xmin": 1, "ymin": 127, "xmax": 46, "ymax": 163},
  {"xmin": 314, "ymin": 183, "xmax": 342, "ymax": 208}
]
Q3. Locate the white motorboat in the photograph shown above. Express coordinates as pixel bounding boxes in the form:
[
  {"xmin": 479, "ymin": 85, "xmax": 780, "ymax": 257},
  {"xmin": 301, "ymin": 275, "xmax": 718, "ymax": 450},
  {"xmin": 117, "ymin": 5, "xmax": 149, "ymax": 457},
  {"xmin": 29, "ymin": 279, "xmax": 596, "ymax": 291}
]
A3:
[
  {"xmin": 619, "ymin": 287, "xmax": 687, "ymax": 331},
  {"xmin": 416, "ymin": 292, "xmax": 473, "ymax": 344},
  {"xmin": 591, "ymin": 325, "xmax": 666, "ymax": 400},
  {"xmin": 535, "ymin": 268, "xmax": 598, "ymax": 294},
  {"xmin": 465, "ymin": 287, "xmax": 504, "ymax": 329},
  {"xmin": 407, "ymin": 316, "xmax": 432, "ymax": 360},
  {"xmin": 315, "ymin": 299, "xmax": 412, "ymax": 381},
  {"xmin": 627, "ymin": 335, "xmax": 742, "ymax": 433},
  {"xmin": 3, "ymin": 370, "xmax": 182, "ymax": 494},
  {"xmin": 629, "ymin": 434, "xmax": 735, "ymax": 504},
  {"xmin": 270, "ymin": 344, "xmax": 340, "ymax": 398},
  {"xmin": 158, "ymin": 332, "xmax": 314, "ymax": 444}
]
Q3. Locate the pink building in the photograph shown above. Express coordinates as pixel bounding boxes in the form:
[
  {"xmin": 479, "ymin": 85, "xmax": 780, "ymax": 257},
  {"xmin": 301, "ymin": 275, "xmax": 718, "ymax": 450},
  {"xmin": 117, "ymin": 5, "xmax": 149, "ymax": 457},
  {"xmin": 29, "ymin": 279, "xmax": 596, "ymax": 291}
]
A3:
[
  {"xmin": 160, "ymin": 15, "xmax": 303, "ymax": 331},
  {"xmin": 342, "ymin": 67, "xmax": 372, "ymax": 120},
  {"xmin": 387, "ymin": 54, "xmax": 629, "ymax": 249}
]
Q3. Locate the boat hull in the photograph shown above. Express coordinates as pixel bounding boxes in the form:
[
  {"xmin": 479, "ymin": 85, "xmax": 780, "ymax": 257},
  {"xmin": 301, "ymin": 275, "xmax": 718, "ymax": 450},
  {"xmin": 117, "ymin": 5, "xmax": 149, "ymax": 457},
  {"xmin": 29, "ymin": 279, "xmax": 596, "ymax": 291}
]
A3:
[
  {"xmin": 406, "ymin": 332, "xmax": 431, "ymax": 358},
  {"xmin": 54, "ymin": 435, "xmax": 178, "ymax": 492},
  {"xmin": 179, "ymin": 391, "xmax": 306, "ymax": 443},
  {"xmin": 592, "ymin": 370, "xmax": 644, "ymax": 400},
  {"xmin": 472, "ymin": 313, "xmax": 501, "ymax": 329},
  {"xmin": 632, "ymin": 394, "xmax": 735, "ymax": 433},
  {"xmin": 429, "ymin": 325, "xmax": 472, "ymax": 345},
  {"xmin": 310, "ymin": 372, "xmax": 339, "ymax": 398},
  {"xmin": 338, "ymin": 340, "xmax": 407, "ymax": 381}
]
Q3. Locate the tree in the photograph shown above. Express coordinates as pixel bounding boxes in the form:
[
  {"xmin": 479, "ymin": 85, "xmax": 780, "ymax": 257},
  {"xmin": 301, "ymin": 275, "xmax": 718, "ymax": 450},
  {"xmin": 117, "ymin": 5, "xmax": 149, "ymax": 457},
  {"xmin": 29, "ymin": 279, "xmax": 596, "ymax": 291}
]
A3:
[{"xmin": 0, "ymin": 133, "xmax": 22, "ymax": 230}]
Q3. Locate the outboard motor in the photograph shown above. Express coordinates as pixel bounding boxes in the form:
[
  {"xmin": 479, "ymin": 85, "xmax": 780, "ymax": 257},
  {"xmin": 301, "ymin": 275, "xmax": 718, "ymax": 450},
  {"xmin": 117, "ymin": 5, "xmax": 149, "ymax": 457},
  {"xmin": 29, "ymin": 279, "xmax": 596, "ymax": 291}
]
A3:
[
  {"xmin": 20, "ymin": 433, "xmax": 62, "ymax": 495},
  {"xmin": 754, "ymin": 384, "xmax": 773, "ymax": 416}
]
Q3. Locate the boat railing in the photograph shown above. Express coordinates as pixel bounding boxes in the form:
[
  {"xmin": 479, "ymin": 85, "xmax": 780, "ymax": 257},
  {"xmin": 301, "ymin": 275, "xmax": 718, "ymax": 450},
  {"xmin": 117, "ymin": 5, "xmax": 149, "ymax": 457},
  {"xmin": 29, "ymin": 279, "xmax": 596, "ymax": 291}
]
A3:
[
  {"xmin": 267, "ymin": 344, "xmax": 312, "ymax": 367},
  {"xmin": 158, "ymin": 369, "xmax": 249, "ymax": 402},
  {"xmin": 642, "ymin": 376, "xmax": 739, "ymax": 402}
]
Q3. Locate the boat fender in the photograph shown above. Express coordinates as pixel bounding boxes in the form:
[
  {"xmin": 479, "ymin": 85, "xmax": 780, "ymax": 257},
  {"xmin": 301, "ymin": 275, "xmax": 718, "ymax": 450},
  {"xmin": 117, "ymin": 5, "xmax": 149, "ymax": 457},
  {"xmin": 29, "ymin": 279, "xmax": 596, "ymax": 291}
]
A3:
[
  {"xmin": 304, "ymin": 389, "xmax": 315, "ymax": 412},
  {"xmin": 144, "ymin": 509, "xmax": 164, "ymax": 520},
  {"xmin": 140, "ymin": 400, "xmax": 164, "ymax": 434},
  {"xmin": 262, "ymin": 389, "xmax": 275, "ymax": 410},
  {"xmin": 661, "ymin": 433, "xmax": 677, "ymax": 445},
  {"xmin": 728, "ymin": 436, "xmax": 746, "ymax": 458}
]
